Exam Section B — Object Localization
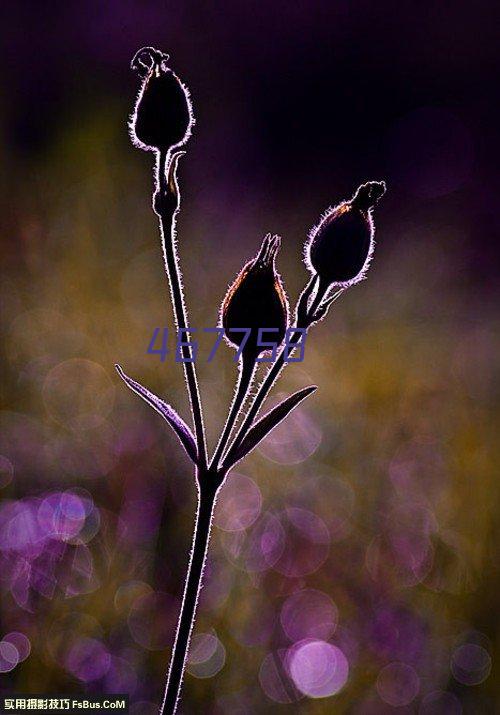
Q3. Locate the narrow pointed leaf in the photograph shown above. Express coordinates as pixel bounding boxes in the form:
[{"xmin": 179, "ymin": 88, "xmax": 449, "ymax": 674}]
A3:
[
  {"xmin": 115, "ymin": 364, "xmax": 198, "ymax": 464},
  {"xmin": 226, "ymin": 385, "xmax": 317, "ymax": 467}
]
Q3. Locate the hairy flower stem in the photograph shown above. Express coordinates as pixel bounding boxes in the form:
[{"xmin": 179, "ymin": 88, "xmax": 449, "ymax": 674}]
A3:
[
  {"xmin": 223, "ymin": 347, "xmax": 294, "ymax": 467},
  {"xmin": 157, "ymin": 151, "xmax": 208, "ymax": 469},
  {"xmin": 211, "ymin": 356, "xmax": 256, "ymax": 470},
  {"xmin": 161, "ymin": 475, "xmax": 222, "ymax": 715},
  {"xmin": 155, "ymin": 152, "xmax": 218, "ymax": 714},
  {"xmin": 308, "ymin": 275, "xmax": 330, "ymax": 317}
]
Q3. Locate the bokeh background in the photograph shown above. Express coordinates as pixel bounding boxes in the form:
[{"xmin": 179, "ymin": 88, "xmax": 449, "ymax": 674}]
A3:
[{"xmin": 1, "ymin": 1, "xmax": 498, "ymax": 713}]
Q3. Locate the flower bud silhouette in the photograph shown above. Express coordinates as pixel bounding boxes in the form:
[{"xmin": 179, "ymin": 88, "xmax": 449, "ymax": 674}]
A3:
[
  {"xmin": 130, "ymin": 47, "xmax": 194, "ymax": 155},
  {"xmin": 222, "ymin": 234, "xmax": 289, "ymax": 360},
  {"xmin": 122, "ymin": 47, "xmax": 388, "ymax": 713},
  {"xmin": 306, "ymin": 180, "xmax": 386, "ymax": 287}
]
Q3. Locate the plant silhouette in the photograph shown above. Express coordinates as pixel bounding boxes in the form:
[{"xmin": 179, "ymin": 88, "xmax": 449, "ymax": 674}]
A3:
[{"xmin": 117, "ymin": 47, "xmax": 386, "ymax": 714}]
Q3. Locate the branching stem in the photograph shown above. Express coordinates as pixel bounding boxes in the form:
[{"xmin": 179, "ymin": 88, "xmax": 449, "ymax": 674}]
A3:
[{"xmin": 152, "ymin": 152, "xmax": 343, "ymax": 715}]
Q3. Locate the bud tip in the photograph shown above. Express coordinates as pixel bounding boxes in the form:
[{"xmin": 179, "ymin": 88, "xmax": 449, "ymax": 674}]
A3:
[
  {"xmin": 131, "ymin": 47, "xmax": 170, "ymax": 78},
  {"xmin": 352, "ymin": 180, "xmax": 387, "ymax": 211},
  {"xmin": 257, "ymin": 234, "xmax": 281, "ymax": 267}
]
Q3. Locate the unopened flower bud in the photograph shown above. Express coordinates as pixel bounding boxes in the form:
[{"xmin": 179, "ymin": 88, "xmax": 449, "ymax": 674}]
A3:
[
  {"xmin": 129, "ymin": 47, "xmax": 194, "ymax": 154},
  {"xmin": 221, "ymin": 235, "xmax": 289, "ymax": 359},
  {"xmin": 306, "ymin": 180, "xmax": 386, "ymax": 287}
]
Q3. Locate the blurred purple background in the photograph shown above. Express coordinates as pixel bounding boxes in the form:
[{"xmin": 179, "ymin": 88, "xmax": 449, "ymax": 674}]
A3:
[
  {"xmin": 2, "ymin": 1, "xmax": 499, "ymax": 278},
  {"xmin": 0, "ymin": 2, "xmax": 498, "ymax": 713}
]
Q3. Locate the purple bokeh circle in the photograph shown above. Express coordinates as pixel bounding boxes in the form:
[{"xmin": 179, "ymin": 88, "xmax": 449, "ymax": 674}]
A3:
[
  {"xmin": 376, "ymin": 661, "xmax": 420, "ymax": 707},
  {"xmin": 288, "ymin": 640, "xmax": 349, "ymax": 698},
  {"xmin": 281, "ymin": 589, "xmax": 338, "ymax": 642}
]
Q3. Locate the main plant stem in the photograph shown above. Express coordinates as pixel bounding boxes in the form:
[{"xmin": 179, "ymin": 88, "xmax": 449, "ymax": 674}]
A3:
[{"xmin": 161, "ymin": 477, "xmax": 220, "ymax": 714}]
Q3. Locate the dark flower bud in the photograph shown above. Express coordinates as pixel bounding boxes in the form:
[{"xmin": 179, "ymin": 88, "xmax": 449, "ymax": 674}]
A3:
[
  {"xmin": 129, "ymin": 47, "xmax": 194, "ymax": 154},
  {"xmin": 221, "ymin": 235, "xmax": 289, "ymax": 360},
  {"xmin": 306, "ymin": 180, "xmax": 386, "ymax": 287}
]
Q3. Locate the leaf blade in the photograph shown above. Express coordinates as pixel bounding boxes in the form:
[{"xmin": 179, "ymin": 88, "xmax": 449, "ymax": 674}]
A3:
[
  {"xmin": 226, "ymin": 385, "xmax": 317, "ymax": 467},
  {"xmin": 115, "ymin": 364, "xmax": 198, "ymax": 464}
]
